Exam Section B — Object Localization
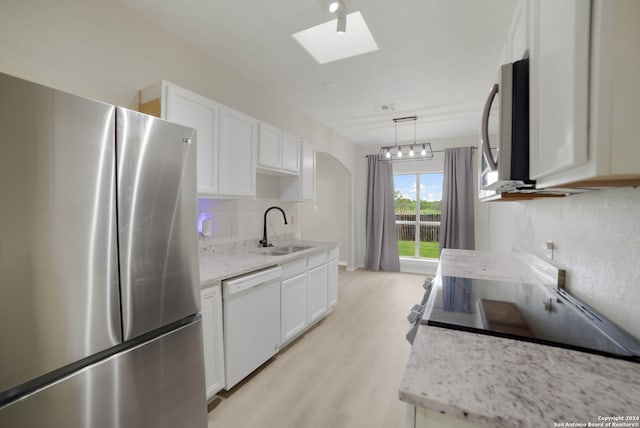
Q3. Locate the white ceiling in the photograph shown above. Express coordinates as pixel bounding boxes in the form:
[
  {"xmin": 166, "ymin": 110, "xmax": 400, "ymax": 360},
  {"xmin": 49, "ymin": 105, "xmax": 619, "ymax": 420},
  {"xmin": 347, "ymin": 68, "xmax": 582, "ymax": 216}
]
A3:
[{"xmin": 120, "ymin": 0, "xmax": 516, "ymax": 147}]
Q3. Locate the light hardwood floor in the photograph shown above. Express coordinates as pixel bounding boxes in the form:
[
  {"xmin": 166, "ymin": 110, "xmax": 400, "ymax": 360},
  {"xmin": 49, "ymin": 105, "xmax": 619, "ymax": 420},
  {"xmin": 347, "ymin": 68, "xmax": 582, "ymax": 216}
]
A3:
[{"xmin": 207, "ymin": 269, "xmax": 428, "ymax": 428}]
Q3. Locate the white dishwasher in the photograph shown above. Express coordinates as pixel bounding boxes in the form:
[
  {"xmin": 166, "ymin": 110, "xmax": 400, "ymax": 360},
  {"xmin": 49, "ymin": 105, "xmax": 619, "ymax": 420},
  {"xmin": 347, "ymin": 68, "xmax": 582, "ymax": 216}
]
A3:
[{"xmin": 222, "ymin": 266, "xmax": 282, "ymax": 389}]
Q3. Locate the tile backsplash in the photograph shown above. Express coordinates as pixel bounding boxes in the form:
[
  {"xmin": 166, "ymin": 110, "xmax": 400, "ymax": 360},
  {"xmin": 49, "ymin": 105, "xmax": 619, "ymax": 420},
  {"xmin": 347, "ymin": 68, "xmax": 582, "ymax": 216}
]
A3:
[{"xmin": 197, "ymin": 178, "xmax": 299, "ymax": 257}]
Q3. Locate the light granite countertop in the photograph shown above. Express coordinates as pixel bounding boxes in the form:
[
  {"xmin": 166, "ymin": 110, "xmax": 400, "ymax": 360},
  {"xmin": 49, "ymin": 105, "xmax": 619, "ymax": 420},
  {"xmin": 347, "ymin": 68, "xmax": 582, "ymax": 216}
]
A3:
[
  {"xmin": 199, "ymin": 240, "xmax": 338, "ymax": 287},
  {"xmin": 399, "ymin": 249, "xmax": 640, "ymax": 428}
]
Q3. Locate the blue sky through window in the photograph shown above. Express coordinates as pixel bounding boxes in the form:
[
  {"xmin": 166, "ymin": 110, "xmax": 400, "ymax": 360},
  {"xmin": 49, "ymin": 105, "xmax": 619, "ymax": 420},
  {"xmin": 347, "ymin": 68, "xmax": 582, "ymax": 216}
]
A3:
[{"xmin": 394, "ymin": 173, "xmax": 443, "ymax": 201}]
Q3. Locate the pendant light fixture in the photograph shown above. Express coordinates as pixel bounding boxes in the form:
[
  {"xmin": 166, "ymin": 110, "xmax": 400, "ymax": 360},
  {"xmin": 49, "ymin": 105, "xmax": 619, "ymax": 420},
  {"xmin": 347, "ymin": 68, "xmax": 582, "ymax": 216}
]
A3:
[{"xmin": 378, "ymin": 116, "xmax": 434, "ymax": 161}]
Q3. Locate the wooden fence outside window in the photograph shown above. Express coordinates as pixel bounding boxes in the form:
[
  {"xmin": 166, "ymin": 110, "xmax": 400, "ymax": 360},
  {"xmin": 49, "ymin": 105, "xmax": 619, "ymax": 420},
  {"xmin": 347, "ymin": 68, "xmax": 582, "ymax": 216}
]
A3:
[{"xmin": 395, "ymin": 213, "xmax": 440, "ymax": 242}]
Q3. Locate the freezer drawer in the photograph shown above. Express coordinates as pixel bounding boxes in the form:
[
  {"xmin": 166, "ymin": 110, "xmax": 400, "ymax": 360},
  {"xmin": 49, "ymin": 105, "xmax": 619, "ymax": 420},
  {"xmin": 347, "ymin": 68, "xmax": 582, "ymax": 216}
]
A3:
[
  {"xmin": 116, "ymin": 108, "xmax": 200, "ymax": 340},
  {"xmin": 0, "ymin": 73, "xmax": 121, "ymax": 394},
  {"xmin": 0, "ymin": 320, "xmax": 207, "ymax": 427}
]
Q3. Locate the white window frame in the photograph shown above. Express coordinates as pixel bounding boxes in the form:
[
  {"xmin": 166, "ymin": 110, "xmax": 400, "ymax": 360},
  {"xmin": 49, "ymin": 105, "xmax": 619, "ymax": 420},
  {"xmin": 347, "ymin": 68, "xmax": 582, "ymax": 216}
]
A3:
[{"xmin": 394, "ymin": 173, "xmax": 441, "ymax": 260}]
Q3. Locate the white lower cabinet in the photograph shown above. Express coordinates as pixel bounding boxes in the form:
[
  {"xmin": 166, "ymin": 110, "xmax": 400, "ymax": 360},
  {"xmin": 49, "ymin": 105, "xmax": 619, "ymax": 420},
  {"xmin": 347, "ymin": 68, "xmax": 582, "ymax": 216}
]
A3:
[
  {"xmin": 200, "ymin": 284, "xmax": 225, "ymax": 400},
  {"xmin": 280, "ymin": 257, "xmax": 309, "ymax": 346},
  {"xmin": 201, "ymin": 247, "xmax": 338, "ymax": 393},
  {"xmin": 327, "ymin": 247, "xmax": 339, "ymax": 309},
  {"xmin": 307, "ymin": 255, "xmax": 328, "ymax": 325},
  {"xmin": 308, "ymin": 266, "xmax": 328, "ymax": 324},
  {"xmin": 280, "ymin": 247, "xmax": 338, "ymax": 346},
  {"xmin": 407, "ymin": 404, "xmax": 481, "ymax": 428},
  {"xmin": 281, "ymin": 272, "xmax": 308, "ymax": 345}
]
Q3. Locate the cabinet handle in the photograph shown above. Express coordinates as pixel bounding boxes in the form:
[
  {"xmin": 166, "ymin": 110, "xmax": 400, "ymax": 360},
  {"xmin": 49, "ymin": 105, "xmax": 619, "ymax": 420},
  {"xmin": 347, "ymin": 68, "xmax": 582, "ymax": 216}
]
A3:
[{"xmin": 481, "ymin": 83, "xmax": 499, "ymax": 171}]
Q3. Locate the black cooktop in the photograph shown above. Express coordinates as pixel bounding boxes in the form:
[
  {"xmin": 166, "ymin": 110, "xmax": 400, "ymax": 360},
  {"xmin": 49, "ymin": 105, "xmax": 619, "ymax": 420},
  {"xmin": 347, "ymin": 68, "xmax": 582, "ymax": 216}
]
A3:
[{"xmin": 421, "ymin": 276, "xmax": 640, "ymax": 362}]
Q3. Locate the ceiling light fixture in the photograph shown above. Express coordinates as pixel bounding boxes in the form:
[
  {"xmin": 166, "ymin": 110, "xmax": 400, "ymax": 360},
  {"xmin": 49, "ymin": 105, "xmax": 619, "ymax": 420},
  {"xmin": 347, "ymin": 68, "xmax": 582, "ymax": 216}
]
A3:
[
  {"xmin": 378, "ymin": 116, "xmax": 434, "ymax": 162},
  {"xmin": 336, "ymin": 14, "xmax": 346, "ymax": 34},
  {"xmin": 329, "ymin": 0, "xmax": 347, "ymax": 33}
]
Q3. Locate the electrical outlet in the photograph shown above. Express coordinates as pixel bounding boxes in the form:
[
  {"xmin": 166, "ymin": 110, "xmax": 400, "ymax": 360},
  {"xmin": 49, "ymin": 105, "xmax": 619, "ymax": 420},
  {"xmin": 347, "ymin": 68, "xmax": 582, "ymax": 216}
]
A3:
[{"xmin": 545, "ymin": 241, "xmax": 554, "ymax": 259}]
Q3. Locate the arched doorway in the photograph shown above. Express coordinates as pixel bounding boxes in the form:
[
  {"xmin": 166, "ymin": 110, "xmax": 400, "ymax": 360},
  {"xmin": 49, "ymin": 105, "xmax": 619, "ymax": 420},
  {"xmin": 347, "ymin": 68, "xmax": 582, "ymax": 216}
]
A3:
[{"xmin": 299, "ymin": 152, "xmax": 352, "ymax": 269}]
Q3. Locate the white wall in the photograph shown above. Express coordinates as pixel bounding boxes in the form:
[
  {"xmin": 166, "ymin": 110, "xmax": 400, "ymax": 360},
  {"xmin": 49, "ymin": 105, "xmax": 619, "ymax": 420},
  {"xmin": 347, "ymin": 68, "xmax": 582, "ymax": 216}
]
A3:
[
  {"xmin": 299, "ymin": 153, "xmax": 350, "ymax": 265},
  {"xmin": 0, "ymin": 0, "xmax": 357, "ymax": 256},
  {"xmin": 479, "ymin": 187, "xmax": 640, "ymax": 339}
]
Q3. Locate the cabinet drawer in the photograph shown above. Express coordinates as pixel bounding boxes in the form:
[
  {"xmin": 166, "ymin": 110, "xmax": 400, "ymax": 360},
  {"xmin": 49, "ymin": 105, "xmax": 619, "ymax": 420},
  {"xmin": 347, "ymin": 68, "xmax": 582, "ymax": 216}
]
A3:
[
  {"xmin": 328, "ymin": 247, "xmax": 338, "ymax": 262},
  {"xmin": 308, "ymin": 251, "xmax": 328, "ymax": 269},
  {"xmin": 281, "ymin": 258, "xmax": 307, "ymax": 280}
]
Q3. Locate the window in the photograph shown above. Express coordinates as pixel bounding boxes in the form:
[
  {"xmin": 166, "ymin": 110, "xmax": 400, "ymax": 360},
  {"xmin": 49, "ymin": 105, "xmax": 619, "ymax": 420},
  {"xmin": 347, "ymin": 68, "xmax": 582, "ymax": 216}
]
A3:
[{"xmin": 393, "ymin": 173, "xmax": 443, "ymax": 259}]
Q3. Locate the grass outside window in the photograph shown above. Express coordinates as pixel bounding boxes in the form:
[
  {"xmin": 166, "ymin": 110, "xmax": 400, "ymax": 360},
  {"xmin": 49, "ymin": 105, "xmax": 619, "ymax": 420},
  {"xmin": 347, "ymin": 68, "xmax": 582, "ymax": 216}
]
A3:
[{"xmin": 397, "ymin": 240, "xmax": 439, "ymax": 259}]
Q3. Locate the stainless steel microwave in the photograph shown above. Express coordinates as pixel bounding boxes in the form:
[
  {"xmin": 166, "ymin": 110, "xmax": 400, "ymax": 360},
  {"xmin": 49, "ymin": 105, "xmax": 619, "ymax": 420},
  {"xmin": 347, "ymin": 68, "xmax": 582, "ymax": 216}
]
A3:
[{"xmin": 479, "ymin": 58, "xmax": 533, "ymax": 195}]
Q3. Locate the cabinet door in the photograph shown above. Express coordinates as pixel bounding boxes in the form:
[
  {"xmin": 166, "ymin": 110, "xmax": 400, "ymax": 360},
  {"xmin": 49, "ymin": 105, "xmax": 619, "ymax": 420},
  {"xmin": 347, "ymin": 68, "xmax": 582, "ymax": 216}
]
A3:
[
  {"xmin": 165, "ymin": 84, "xmax": 219, "ymax": 196},
  {"xmin": 218, "ymin": 106, "xmax": 257, "ymax": 197},
  {"xmin": 300, "ymin": 140, "xmax": 316, "ymax": 201},
  {"xmin": 327, "ymin": 260, "xmax": 338, "ymax": 309},
  {"xmin": 507, "ymin": 0, "xmax": 528, "ymax": 62},
  {"xmin": 529, "ymin": 0, "xmax": 590, "ymax": 179},
  {"xmin": 258, "ymin": 122, "xmax": 282, "ymax": 170},
  {"xmin": 281, "ymin": 132, "xmax": 300, "ymax": 174},
  {"xmin": 281, "ymin": 273, "xmax": 308, "ymax": 345},
  {"xmin": 307, "ymin": 264, "xmax": 328, "ymax": 324},
  {"xmin": 201, "ymin": 285, "xmax": 225, "ymax": 400},
  {"xmin": 280, "ymin": 140, "xmax": 315, "ymax": 202}
]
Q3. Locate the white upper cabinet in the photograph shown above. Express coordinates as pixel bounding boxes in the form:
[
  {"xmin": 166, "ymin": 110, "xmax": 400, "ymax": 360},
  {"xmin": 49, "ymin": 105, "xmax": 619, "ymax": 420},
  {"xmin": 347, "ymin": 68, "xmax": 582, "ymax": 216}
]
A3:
[
  {"xmin": 139, "ymin": 81, "xmax": 220, "ymax": 196},
  {"xmin": 257, "ymin": 123, "xmax": 300, "ymax": 176},
  {"xmin": 280, "ymin": 140, "xmax": 316, "ymax": 202},
  {"xmin": 529, "ymin": 0, "xmax": 640, "ymax": 188},
  {"xmin": 529, "ymin": 0, "xmax": 590, "ymax": 180},
  {"xmin": 139, "ymin": 81, "xmax": 257, "ymax": 199},
  {"xmin": 281, "ymin": 132, "xmax": 300, "ymax": 174},
  {"xmin": 257, "ymin": 122, "xmax": 282, "ymax": 171},
  {"xmin": 506, "ymin": 0, "xmax": 529, "ymax": 62},
  {"xmin": 218, "ymin": 105, "xmax": 257, "ymax": 198}
]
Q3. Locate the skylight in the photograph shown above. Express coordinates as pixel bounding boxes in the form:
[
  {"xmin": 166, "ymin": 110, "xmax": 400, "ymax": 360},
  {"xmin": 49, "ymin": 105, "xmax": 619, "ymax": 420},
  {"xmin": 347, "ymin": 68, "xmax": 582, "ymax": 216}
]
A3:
[{"xmin": 292, "ymin": 11, "xmax": 379, "ymax": 65}]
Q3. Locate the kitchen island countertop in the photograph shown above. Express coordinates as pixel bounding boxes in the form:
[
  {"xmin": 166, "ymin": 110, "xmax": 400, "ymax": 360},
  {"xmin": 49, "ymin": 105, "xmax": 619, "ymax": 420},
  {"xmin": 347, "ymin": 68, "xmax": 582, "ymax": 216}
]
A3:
[{"xmin": 399, "ymin": 249, "xmax": 640, "ymax": 427}]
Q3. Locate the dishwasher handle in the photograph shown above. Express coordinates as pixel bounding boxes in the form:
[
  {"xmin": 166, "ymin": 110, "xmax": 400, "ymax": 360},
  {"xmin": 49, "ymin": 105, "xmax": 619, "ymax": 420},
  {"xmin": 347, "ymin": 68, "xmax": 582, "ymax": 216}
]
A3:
[{"xmin": 223, "ymin": 266, "xmax": 282, "ymax": 297}]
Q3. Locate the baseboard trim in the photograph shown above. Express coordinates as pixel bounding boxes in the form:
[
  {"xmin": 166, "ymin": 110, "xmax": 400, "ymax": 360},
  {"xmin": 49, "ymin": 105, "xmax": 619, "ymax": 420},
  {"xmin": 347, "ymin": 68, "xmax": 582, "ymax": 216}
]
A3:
[{"xmin": 399, "ymin": 257, "xmax": 438, "ymax": 275}]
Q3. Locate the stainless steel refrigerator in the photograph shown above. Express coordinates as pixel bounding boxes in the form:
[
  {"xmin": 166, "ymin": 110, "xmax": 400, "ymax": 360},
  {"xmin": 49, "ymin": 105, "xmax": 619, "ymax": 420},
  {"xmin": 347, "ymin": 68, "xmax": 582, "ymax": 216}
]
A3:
[{"xmin": 0, "ymin": 72, "xmax": 207, "ymax": 427}]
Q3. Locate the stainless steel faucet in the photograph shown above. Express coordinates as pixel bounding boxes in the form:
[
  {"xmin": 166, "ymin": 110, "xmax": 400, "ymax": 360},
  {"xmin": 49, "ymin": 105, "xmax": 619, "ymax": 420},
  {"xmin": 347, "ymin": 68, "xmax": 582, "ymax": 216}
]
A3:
[{"xmin": 259, "ymin": 206, "xmax": 288, "ymax": 247}]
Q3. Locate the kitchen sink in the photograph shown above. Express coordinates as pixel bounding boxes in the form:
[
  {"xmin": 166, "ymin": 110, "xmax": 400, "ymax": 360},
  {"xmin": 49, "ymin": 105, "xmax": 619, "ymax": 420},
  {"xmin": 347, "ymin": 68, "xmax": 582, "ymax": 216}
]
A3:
[{"xmin": 257, "ymin": 245, "xmax": 313, "ymax": 256}]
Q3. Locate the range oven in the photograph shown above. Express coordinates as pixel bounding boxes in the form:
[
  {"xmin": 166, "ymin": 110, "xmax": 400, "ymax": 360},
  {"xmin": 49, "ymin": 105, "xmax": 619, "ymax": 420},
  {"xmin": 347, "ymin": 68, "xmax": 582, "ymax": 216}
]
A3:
[{"xmin": 407, "ymin": 275, "xmax": 640, "ymax": 362}]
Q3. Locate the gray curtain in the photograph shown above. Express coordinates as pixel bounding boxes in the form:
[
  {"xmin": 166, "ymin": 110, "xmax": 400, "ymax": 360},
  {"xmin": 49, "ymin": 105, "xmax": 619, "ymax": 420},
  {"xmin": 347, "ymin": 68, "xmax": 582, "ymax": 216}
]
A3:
[
  {"xmin": 364, "ymin": 155, "xmax": 400, "ymax": 271},
  {"xmin": 439, "ymin": 147, "xmax": 475, "ymax": 253}
]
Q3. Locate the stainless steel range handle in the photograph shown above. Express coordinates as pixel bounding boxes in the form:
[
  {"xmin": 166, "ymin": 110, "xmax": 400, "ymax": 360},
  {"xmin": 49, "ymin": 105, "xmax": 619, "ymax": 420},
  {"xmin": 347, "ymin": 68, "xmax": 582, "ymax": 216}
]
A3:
[{"xmin": 481, "ymin": 83, "xmax": 499, "ymax": 171}]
